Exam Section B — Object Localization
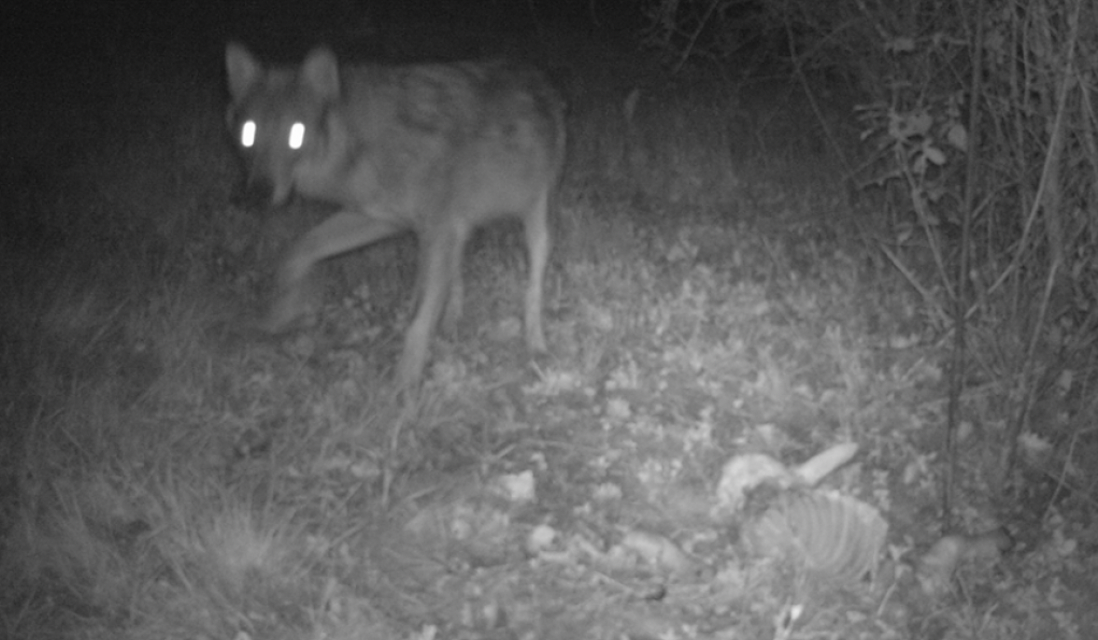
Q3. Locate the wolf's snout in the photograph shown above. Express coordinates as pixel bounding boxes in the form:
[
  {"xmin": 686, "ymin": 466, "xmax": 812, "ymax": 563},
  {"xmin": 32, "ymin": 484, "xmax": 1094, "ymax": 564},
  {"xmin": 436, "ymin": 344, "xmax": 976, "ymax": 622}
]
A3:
[{"xmin": 231, "ymin": 173, "xmax": 290, "ymax": 209}]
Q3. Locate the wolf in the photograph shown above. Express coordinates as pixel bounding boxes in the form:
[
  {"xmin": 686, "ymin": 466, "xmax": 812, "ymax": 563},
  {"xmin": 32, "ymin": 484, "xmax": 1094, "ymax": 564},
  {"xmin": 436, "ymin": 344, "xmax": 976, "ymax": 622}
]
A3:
[{"xmin": 225, "ymin": 43, "xmax": 566, "ymax": 388}]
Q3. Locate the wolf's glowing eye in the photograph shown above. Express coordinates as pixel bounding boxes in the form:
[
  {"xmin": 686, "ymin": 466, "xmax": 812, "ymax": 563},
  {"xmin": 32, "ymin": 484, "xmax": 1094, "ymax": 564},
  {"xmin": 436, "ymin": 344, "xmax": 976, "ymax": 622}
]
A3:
[
  {"xmin": 241, "ymin": 120, "xmax": 256, "ymax": 148},
  {"xmin": 289, "ymin": 123, "xmax": 305, "ymax": 150}
]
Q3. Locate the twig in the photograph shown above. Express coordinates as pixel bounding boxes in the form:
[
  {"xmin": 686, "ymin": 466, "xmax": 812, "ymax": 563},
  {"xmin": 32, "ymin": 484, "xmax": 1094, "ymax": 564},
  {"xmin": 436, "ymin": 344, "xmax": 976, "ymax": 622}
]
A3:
[
  {"xmin": 943, "ymin": 0, "xmax": 986, "ymax": 532},
  {"xmin": 1001, "ymin": 0, "xmax": 1081, "ymax": 487},
  {"xmin": 672, "ymin": 0, "xmax": 721, "ymax": 75}
]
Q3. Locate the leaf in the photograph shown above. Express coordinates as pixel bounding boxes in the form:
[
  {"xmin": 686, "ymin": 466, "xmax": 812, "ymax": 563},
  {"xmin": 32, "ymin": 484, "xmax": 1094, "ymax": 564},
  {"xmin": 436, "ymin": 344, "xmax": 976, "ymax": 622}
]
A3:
[
  {"xmin": 897, "ymin": 224, "xmax": 914, "ymax": 244},
  {"xmin": 909, "ymin": 111, "xmax": 933, "ymax": 136},
  {"xmin": 884, "ymin": 37, "xmax": 916, "ymax": 53},
  {"xmin": 922, "ymin": 143, "xmax": 946, "ymax": 165},
  {"xmin": 946, "ymin": 123, "xmax": 968, "ymax": 151},
  {"xmin": 917, "ymin": 535, "xmax": 965, "ymax": 597},
  {"xmin": 620, "ymin": 529, "xmax": 696, "ymax": 576},
  {"xmin": 917, "ymin": 530, "xmax": 1012, "ymax": 598},
  {"xmin": 913, "ymin": 152, "xmax": 928, "ymax": 174},
  {"xmin": 984, "ymin": 29, "xmax": 1006, "ymax": 57}
]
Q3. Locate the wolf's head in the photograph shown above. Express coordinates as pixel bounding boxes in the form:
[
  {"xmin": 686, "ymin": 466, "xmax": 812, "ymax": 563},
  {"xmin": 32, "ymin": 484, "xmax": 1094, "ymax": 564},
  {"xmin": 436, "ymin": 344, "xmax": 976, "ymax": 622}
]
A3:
[{"xmin": 225, "ymin": 43, "xmax": 340, "ymax": 207}]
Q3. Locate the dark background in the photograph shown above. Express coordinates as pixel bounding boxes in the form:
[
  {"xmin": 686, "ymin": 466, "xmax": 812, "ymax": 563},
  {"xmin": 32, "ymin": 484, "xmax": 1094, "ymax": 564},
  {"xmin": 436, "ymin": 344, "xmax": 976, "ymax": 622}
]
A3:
[{"xmin": 2, "ymin": 0, "xmax": 659, "ymax": 180}]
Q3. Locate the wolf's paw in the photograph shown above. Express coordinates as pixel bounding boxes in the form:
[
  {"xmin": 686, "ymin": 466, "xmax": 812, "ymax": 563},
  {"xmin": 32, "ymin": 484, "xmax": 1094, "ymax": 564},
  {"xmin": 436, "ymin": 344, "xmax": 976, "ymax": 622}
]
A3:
[{"xmin": 258, "ymin": 289, "xmax": 315, "ymax": 335}]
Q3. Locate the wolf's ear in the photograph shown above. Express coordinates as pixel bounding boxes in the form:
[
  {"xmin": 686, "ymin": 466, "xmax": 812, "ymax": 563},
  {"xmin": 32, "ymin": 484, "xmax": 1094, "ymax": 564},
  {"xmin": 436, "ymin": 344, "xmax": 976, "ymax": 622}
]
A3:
[
  {"xmin": 302, "ymin": 47, "xmax": 341, "ymax": 100},
  {"xmin": 226, "ymin": 42, "xmax": 262, "ymax": 101}
]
